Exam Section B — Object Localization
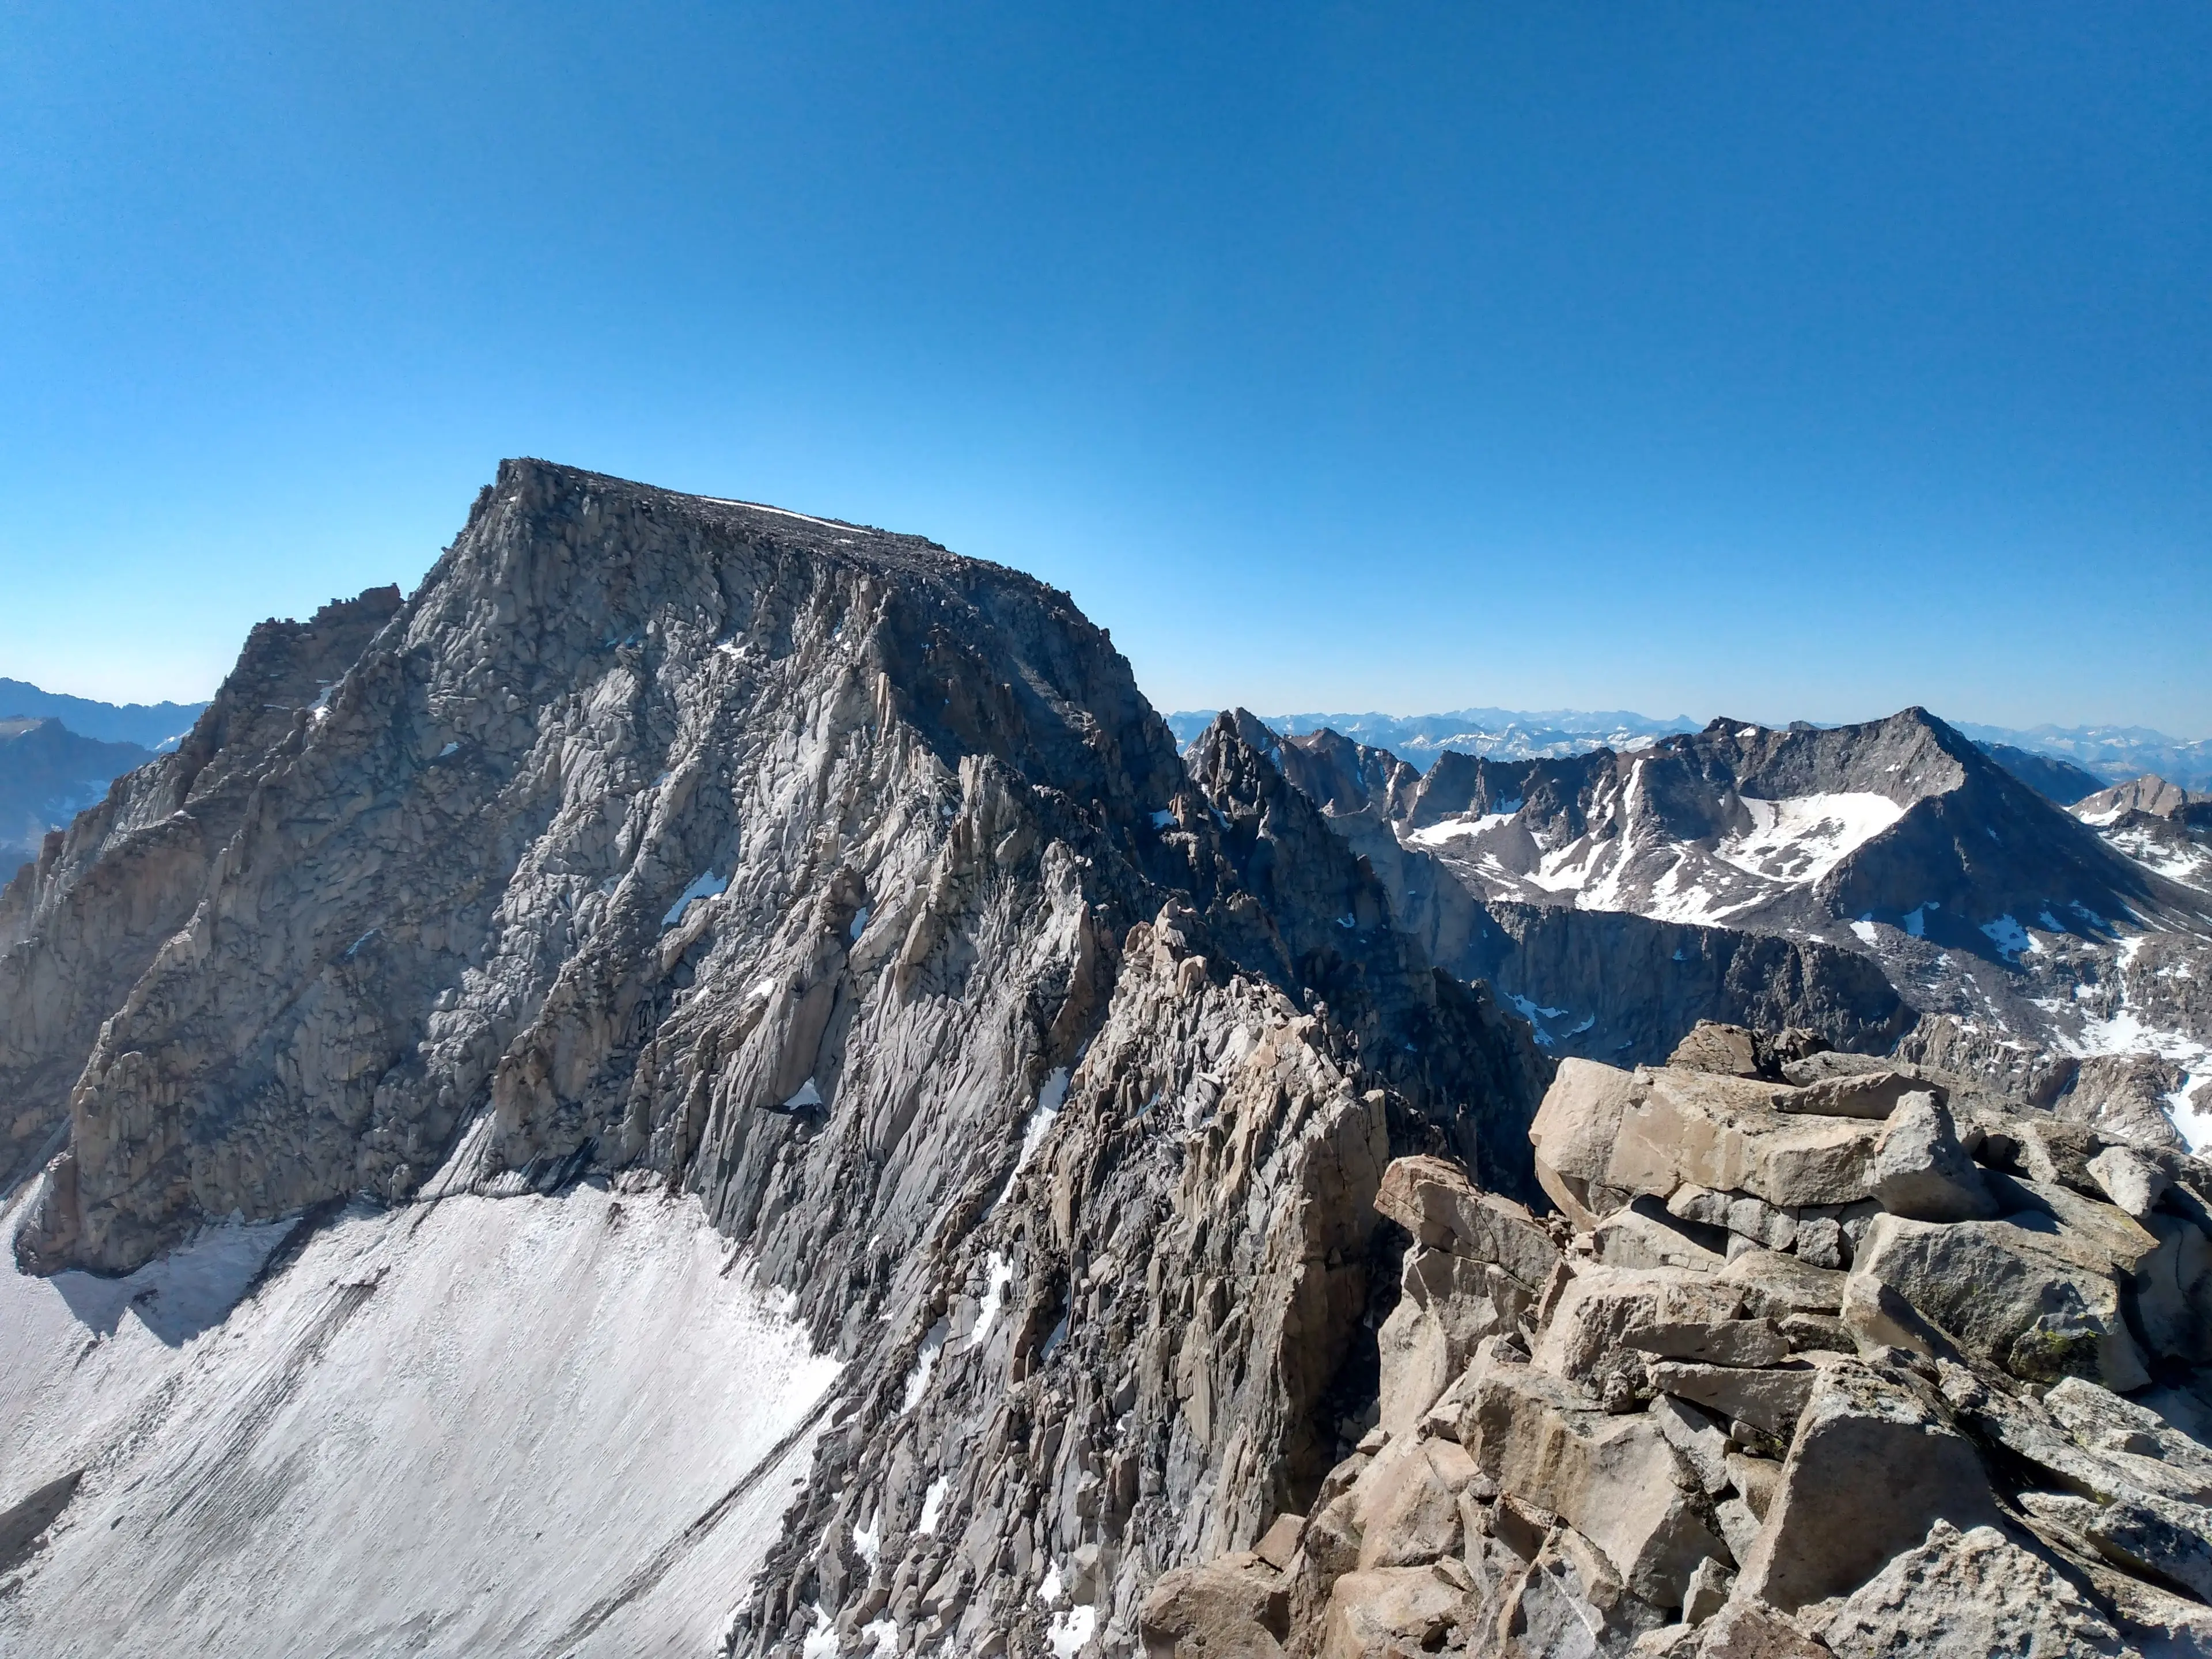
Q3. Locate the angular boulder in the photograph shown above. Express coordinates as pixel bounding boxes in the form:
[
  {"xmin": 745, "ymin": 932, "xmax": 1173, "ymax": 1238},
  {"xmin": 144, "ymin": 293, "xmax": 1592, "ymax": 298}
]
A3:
[
  {"xmin": 1849, "ymin": 1213, "xmax": 2151, "ymax": 1391},
  {"xmin": 1869, "ymin": 1094, "xmax": 1996, "ymax": 1222},
  {"xmin": 1374, "ymin": 1154, "xmax": 1558, "ymax": 1291},
  {"xmin": 1459, "ymin": 1361, "xmax": 1726, "ymax": 1608},
  {"xmin": 1529, "ymin": 1059, "xmax": 1648, "ymax": 1228},
  {"xmin": 1606, "ymin": 1072, "xmax": 1883, "ymax": 1210},
  {"xmin": 1735, "ymin": 1359, "xmax": 2000, "ymax": 1612},
  {"xmin": 1140, "ymin": 1554, "xmax": 1290, "ymax": 1659},
  {"xmin": 1376, "ymin": 1245, "xmax": 1517, "ymax": 1435}
]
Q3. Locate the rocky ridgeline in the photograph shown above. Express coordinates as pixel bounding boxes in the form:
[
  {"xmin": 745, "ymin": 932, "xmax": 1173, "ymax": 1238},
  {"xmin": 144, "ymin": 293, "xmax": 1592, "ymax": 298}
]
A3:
[{"xmin": 1141, "ymin": 1022, "xmax": 2212, "ymax": 1659}]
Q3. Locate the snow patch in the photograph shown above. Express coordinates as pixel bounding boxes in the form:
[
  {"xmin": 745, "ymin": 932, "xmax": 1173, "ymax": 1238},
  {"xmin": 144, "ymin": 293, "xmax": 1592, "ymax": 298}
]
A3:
[
  {"xmin": 662, "ymin": 869, "xmax": 728, "ymax": 927},
  {"xmin": 1049, "ymin": 1604, "xmax": 1099, "ymax": 1658},
  {"xmin": 782, "ymin": 1078, "xmax": 824, "ymax": 1110},
  {"xmin": 1713, "ymin": 793, "xmax": 1904, "ymax": 888},
  {"xmin": 1980, "ymin": 915, "xmax": 2032, "ymax": 961},
  {"xmin": 1015, "ymin": 1068, "xmax": 1071, "ymax": 1176},
  {"xmin": 901, "ymin": 1317, "xmax": 950, "ymax": 1412},
  {"xmin": 970, "ymin": 1250, "xmax": 1016, "ymax": 1347},
  {"xmin": 1405, "ymin": 812, "xmax": 1518, "ymax": 849},
  {"xmin": 0, "ymin": 1178, "xmax": 839, "ymax": 1657},
  {"xmin": 1150, "ymin": 809, "xmax": 1176, "ymax": 829},
  {"xmin": 918, "ymin": 1475, "xmax": 949, "ymax": 1535},
  {"xmin": 1850, "ymin": 919, "xmax": 1881, "ymax": 947}
]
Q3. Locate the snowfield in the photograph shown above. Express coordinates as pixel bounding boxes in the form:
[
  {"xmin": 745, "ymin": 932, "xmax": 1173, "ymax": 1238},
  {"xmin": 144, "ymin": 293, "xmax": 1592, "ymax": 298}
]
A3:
[
  {"xmin": 0, "ymin": 1173, "xmax": 839, "ymax": 1658},
  {"xmin": 1712, "ymin": 793, "xmax": 1906, "ymax": 887}
]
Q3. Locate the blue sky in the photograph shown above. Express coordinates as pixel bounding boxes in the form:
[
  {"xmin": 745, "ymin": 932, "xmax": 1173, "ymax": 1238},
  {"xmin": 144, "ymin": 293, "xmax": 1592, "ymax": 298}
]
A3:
[{"xmin": 2, "ymin": 3, "xmax": 2206, "ymax": 730}]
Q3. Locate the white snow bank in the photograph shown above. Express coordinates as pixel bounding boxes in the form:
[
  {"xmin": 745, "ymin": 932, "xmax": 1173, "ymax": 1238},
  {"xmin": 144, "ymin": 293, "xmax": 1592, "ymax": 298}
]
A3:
[
  {"xmin": 662, "ymin": 869, "xmax": 729, "ymax": 926},
  {"xmin": 0, "ymin": 1177, "xmax": 839, "ymax": 1658},
  {"xmin": 1049, "ymin": 1604, "xmax": 1099, "ymax": 1657},
  {"xmin": 1713, "ymin": 793, "xmax": 1904, "ymax": 887},
  {"xmin": 1404, "ymin": 812, "xmax": 1518, "ymax": 849}
]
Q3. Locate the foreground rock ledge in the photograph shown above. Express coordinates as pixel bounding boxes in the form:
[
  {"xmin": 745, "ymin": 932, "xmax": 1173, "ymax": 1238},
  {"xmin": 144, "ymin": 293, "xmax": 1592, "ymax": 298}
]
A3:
[{"xmin": 1143, "ymin": 1028, "xmax": 2212, "ymax": 1658}]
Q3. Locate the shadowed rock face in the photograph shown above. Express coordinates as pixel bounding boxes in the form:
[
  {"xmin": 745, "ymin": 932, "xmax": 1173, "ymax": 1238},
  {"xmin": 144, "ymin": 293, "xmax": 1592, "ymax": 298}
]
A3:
[{"xmin": 2, "ymin": 460, "xmax": 1549, "ymax": 1655}]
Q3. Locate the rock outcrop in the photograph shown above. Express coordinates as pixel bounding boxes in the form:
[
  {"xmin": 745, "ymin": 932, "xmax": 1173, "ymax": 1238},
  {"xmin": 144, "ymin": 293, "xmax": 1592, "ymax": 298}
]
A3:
[{"xmin": 1144, "ymin": 1027, "xmax": 2212, "ymax": 1658}]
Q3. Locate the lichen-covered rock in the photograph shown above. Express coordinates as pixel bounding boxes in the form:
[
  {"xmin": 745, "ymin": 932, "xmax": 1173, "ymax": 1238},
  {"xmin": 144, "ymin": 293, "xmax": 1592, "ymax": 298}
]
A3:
[{"xmin": 1849, "ymin": 1214, "xmax": 2150, "ymax": 1391}]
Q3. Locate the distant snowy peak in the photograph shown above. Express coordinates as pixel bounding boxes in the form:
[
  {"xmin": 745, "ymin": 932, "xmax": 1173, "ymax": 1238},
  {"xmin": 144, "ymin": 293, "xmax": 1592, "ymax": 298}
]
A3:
[
  {"xmin": 1956, "ymin": 720, "xmax": 2212, "ymax": 794},
  {"xmin": 1163, "ymin": 706, "xmax": 1696, "ymax": 769},
  {"xmin": 1290, "ymin": 706, "xmax": 2209, "ymax": 949},
  {"xmin": 2071, "ymin": 775, "xmax": 2212, "ymax": 902}
]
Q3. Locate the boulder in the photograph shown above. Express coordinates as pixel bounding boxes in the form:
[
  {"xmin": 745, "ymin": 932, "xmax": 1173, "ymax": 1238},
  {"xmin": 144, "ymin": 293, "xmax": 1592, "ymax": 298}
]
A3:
[
  {"xmin": 1668, "ymin": 1023, "xmax": 1764, "ymax": 1078},
  {"xmin": 1597, "ymin": 1205, "xmax": 1731, "ymax": 1275},
  {"xmin": 1646, "ymin": 1362, "xmax": 1815, "ymax": 1440},
  {"xmin": 1460, "ymin": 1363, "xmax": 1728, "ymax": 1608},
  {"xmin": 2085, "ymin": 1145, "xmax": 2171, "ymax": 1220},
  {"xmin": 2078, "ymin": 1491, "xmax": 2212, "ymax": 1603},
  {"xmin": 1318, "ymin": 1566, "xmax": 1470, "ymax": 1659},
  {"xmin": 1651, "ymin": 1395, "xmax": 1733, "ymax": 1497},
  {"xmin": 1606, "ymin": 1074, "xmax": 1883, "ymax": 1210},
  {"xmin": 1625, "ymin": 1320, "xmax": 1791, "ymax": 1369},
  {"xmin": 1779, "ymin": 1070, "xmax": 1933, "ymax": 1121},
  {"xmin": 1374, "ymin": 1155, "xmax": 1559, "ymax": 1290},
  {"xmin": 1868, "ymin": 1094, "xmax": 1995, "ymax": 1222},
  {"xmin": 1816, "ymin": 1519, "xmax": 2126, "ymax": 1658},
  {"xmin": 1377, "ymin": 1245, "xmax": 1517, "ymax": 1435},
  {"xmin": 1533, "ymin": 1265, "xmax": 1747, "ymax": 1388},
  {"xmin": 1140, "ymin": 1554, "xmax": 1290, "ymax": 1659},
  {"xmin": 1493, "ymin": 1525, "xmax": 1670, "ymax": 1656},
  {"xmin": 1531, "ymin": 1059, "xmax": 1649, "ymax": 1227},
  {"xmin": 1692, "ymin": 1601, "xmax": 1828, "ymax": 1659},
  {"xmin": 1681, "ymin": 1559, "xmax": 1733, "ymax": 1626},
  {"xmin": 1717, "ymin": 1251, "xmax": 1847, "ymax": 1318},
  {"xmin": 1349, "ymin": 1435, "xmax": 1478, "ymax": 1571},
  {"xmin": 1735, "ymin": 1360, "xmax": 2000, "ymax": 1612},
  {"xmin": 1253, "ymin": 1514, "xmax": 1303, "ymax": 1571},
  {"xmin": 1847, "ymin": 1213, "xmax": 2150, "ymax": 1391},
  {"xmin": 1724, "ymin": 1454, "xmax": 1782, "ymax": 1524},
  {"xmin": 2133, "ymin": 1214, "xmax": 2211, "ymax": 1365}
]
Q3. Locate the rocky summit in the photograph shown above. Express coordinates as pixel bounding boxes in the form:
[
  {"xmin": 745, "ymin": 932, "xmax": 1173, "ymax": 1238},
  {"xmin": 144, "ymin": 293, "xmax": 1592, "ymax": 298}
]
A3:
[{"xmin": 1, "ymin": 461, "xmax": 2208, "ymax": 1658}]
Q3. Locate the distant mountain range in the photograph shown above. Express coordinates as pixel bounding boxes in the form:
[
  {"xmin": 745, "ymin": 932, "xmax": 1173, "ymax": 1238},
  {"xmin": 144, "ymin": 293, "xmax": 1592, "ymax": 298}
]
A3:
[
  {"xmin": 0, "ymin": 681, "xmax": 209, "ymax": 869},
  {"xmin": 0, "ymin": 679, "xmax": 206, "ymax": 750},
  {"xmin": 1166, "ymin": 706, "xmax": 2209, "ymax": 794},
  {"xmin": 0, "ymin": 719, "xmax": 155, "ymax": 867}
]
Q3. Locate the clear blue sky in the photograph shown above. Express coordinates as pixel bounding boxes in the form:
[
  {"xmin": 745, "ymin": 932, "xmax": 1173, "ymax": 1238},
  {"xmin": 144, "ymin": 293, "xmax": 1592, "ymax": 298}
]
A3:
[{"xmin": 3, "ymin": 3, "xmax": 2206, "ymax": 732}]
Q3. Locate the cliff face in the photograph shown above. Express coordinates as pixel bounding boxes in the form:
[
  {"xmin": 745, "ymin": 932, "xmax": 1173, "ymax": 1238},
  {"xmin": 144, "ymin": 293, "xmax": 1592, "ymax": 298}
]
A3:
[
  {"xmin": 0, "ymin": 587, "xmax": 403, "ymax": 1196},
  {"xmin": 1, "ymin": 461, "xmax": 1545, "ymax": 1656}
]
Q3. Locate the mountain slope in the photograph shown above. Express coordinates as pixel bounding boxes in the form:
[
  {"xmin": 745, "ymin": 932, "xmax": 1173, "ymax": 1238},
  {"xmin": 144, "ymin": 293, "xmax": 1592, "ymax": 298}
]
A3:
[
  {"xmin": 1972, "ymin": 738, "xmax": 2107, "ymax": 805},
  {"xmin": 1264, "ymin": 711, "xmax": 2212, "ymax": 1148}
]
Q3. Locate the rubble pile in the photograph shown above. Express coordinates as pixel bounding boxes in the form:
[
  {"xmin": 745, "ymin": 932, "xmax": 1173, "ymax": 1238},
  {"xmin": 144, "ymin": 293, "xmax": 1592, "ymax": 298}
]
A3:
[{"xmin": 1143, "ymin": 1023, "xmax": 2212, "ymax": 1658}]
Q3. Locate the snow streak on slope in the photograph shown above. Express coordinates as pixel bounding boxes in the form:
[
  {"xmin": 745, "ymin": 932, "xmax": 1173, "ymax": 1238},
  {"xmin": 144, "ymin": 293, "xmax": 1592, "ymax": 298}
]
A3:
[{"xmin": 0, "ymin": 1177, "xmax": 839, "ymax": 1658}]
